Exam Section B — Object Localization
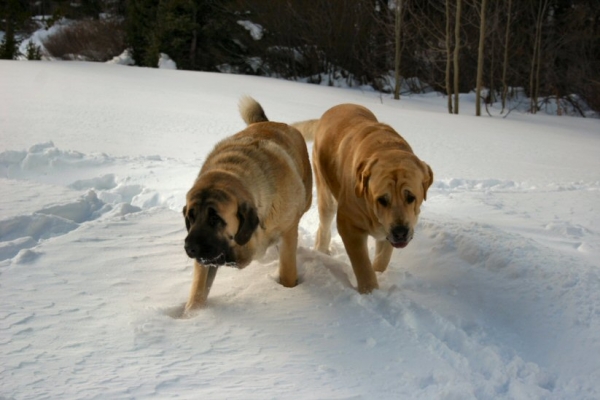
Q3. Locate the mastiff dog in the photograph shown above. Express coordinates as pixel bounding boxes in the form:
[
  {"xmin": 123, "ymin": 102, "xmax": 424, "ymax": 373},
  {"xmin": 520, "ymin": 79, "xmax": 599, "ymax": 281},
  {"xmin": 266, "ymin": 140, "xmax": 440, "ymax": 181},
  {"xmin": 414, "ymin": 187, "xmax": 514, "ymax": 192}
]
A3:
[
  {"xmin": 293, "ymin": 104, "xmax": 433, "ymax": 294},
  {"xmin": 182, "ymin": 97, "xmax": 312, "ymax": 311}
]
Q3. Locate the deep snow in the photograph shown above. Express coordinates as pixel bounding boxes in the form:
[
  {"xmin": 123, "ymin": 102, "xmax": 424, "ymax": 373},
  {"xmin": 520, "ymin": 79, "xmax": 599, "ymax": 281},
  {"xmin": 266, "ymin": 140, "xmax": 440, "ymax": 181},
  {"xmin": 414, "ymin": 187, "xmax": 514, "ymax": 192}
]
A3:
[{"xmin": 1, "ymin": 61, "xmax": 600, "ymax": 399}]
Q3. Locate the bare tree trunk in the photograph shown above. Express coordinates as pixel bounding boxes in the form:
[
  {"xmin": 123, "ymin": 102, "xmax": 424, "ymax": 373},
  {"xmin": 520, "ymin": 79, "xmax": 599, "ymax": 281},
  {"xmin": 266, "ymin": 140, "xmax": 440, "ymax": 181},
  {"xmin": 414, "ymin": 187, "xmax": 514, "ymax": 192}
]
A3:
[
  {"xmin": 489, "ymin": 34, "xmax": 496, "ymax": 104},
  {"xmin": 528, "ymin": 13, "xmax": 538, "ymax": 112},
  {"xmin": 453, "ymin": 0, "xmax": 462, "ymax": 114},
  {"xmin": 501, "ymin": 0, "xmax": 512, "ymax": 113},
  {"xmin": 446, "ymin": 0, "xmax": 453, "ymax": 113},
  {"xmin": 530, "ymin": 0, "xmax": 548, "ymax": 114},
  {"xmin": 393, "ymin": 0, "xmax": 403, "ymax": 100},
  {"xmin": 533, "ymin": 1, "xmax": 548, "ymax": 114},
  {"xmin": 475, "ymin": 0, "xmax": 487, "ymax": 116},
  {"xmin": 189, "ymin": 3, "xmax": 197, "ymax": 69}
]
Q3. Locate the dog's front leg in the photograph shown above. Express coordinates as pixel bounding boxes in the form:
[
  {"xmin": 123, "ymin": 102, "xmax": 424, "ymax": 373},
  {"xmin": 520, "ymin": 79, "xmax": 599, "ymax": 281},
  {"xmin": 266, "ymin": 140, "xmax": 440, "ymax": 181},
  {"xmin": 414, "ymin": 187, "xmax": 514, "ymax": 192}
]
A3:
[
  {"xmin": 185, "ymin": 261, "xmax": 218, "ymax": 311},
  {"xmin": 373, "ymin": 240, "xmax": 393, "ymax": 273},
  {"xmin": 279, "ymin": 223, "xmax": 299, "ymax": 288},
  {"xmin": 337, "ymin": 215, "xmax": 378, "ymax": 294}
]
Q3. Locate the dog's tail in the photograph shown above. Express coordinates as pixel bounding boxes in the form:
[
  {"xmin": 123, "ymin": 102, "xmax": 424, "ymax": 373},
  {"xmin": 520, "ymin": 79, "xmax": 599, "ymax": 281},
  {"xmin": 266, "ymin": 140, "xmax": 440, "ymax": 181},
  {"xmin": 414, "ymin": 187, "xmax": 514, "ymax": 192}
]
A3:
[
  {"xmin": 291, "ymin": 119, "xmax": 319, "ymax": 142},
  {"xmin": 239, "ymin": 96, "xmax": 269, "ymax": 125}
]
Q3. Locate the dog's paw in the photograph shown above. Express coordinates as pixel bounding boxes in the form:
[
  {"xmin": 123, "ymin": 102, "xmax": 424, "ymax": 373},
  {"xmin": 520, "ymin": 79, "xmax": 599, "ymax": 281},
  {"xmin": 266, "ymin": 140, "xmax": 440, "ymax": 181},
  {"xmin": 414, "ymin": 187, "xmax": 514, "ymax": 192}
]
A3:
[
  {"xmin": 180, "ymin": 300, "xmax": 207, "ymax": 317},
  {"xmin": 179, "ymin": 309, "xmax": 197, "ymax": 319},
  {"xmin": 162, "ymin": 304, "xmax": 187, "ymax": 319},
  {"xmin": 314, "ymin": 243, "xmax": 331, "ymax": 255},
  {"xmin": 357, "ymin": 282, "xmax": 379, "ymax": 294},
  {"xmin": 279, "ymin": 277, "xmax": 299, "ymax": 288},
  {"xmin": 162, "ymin": 302, "xmax": 204, "ymax": 319},
  {"xmin": 373, "ymin": 264, "xmax": 388, "ymax": 273}
]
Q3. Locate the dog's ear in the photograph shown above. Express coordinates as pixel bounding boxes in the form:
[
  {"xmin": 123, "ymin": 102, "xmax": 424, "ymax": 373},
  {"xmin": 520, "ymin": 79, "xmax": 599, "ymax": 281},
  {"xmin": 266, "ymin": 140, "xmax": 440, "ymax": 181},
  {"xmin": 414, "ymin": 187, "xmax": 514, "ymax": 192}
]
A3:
[
  {"xmin": 421, "ymin": 162, "xmax": 434, "ymax": 201},
  {"xmin": 355, "ymin": 158, "xmax": 378, "ymax": 197},
  {"xmin": 182, "ymin": 205, "xmax": 191, "ymax": 232},
  {"xmin": 235, "ymin": 202, "xmax": 259, "ymax": 245}
]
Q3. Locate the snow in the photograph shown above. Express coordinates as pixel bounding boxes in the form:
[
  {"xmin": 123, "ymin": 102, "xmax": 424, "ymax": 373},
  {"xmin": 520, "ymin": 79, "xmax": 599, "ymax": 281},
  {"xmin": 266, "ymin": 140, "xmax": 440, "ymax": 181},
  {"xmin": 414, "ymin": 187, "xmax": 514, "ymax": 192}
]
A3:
[
  {"xmin": 237, "ymin": 20, "xmax": 264, "ymax": 41},
  {"xmin": 106, "ymin": 49, "xmax": 135, "ymax": 66},
  {"xmin": 158, "ymin": 53, "xmax": 177, "ymax": 70},
  {"xmin": 16, "ymin": 18, "xmax": 71, "ymax": 60},
  {"xmin": 1, "ymin": 61, "xmax": 600, "ymax": 399}
]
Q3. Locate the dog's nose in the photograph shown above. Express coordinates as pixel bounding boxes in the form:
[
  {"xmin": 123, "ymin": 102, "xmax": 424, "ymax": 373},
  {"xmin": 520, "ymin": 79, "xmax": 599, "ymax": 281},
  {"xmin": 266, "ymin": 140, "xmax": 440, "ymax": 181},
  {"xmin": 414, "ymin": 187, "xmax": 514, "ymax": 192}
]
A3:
[
  {"xmin": 184, "ymin": 241, "xmax": 198, "ymax": 258},
  {"xmin": 391, "ymin": 225, "xmax": 410, "ymax": 242}
]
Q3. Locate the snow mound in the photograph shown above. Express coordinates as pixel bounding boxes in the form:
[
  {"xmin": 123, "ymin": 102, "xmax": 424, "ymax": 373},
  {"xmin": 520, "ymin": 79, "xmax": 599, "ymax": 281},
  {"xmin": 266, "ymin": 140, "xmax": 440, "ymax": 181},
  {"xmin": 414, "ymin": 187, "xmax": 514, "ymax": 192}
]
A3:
[
  {"xmin": 14, "ymin": 248, "xmax": 43, "ymax": 264},
  {"xmin": 0, "ymin": 213, "xmax": 79, "ymax": 243},
  {"xmin": 0, "ymin": 237, "xmax": 38, "ymax": 261},
  {"xmin": 105, "ymin": 202, "xmax": 143, "ymax": 218},
  {"xmin": 0, "ymin": 190, "xmax": 116, "ymax": 260},
  {"xmin": 106, "ymin": 49, "xmax": 135, "ymax": 66},
  {"xmin": 0, "ymin": 143, "xmax": 167, "ymax": 262},
  {"xmin": 158, "ymin": 53, "xmax": 177, "ymax": 70},
  {"xmin": 68, "ymin": 174, "xmax": 117, "ymax": 191},
  {"xmin": 434, "ymin": 178, "xmax": 600, "ymax": 193},
  {"xmin": 37, "ymin": 190, "xmax": 110, "ymax": 223},
  {"xmin": 435, "ymin": 178, "xmax": 521, "ymax": 191},
  {"xmin": 237, "ymin": 20, "xmax": 264, "ymax": 40},
  {"xmin": 0, "ymin": 214, "xmax": 78, "ymax": 261},
  {"xmin": 0, "ymin": 141, "xmax": 112, "ymax": 177}
]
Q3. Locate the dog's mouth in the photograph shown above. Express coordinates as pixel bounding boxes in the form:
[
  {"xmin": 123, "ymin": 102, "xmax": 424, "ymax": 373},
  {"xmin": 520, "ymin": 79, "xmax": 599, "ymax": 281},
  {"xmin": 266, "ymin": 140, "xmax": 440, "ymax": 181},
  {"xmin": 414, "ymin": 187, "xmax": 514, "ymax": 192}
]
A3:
[
  {"xmin": 197, "ymin": 253, "xmax": 227, "ymax": 265},
  {"xmin": 386, "ymin": 226, "xmax": 413, "ymax": 249},
  {"xmin": 197, "ymin": 253, "xmax": 240, "ymax": 268},
  {"xmin": 387, "ymin": 236, "xmax": 412, "ymax": 249},
  {"xmin": 389, "ymin": 240, "xmax": 409, "ymax": 249}
]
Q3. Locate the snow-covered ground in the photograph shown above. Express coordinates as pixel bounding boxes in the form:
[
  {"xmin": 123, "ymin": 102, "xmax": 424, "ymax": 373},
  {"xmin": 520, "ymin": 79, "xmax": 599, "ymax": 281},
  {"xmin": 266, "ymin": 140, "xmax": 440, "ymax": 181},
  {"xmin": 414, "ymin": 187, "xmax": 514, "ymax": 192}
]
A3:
[{"xmin": 1, "ymin": 61, "xmax": 599, "ymax": 399}]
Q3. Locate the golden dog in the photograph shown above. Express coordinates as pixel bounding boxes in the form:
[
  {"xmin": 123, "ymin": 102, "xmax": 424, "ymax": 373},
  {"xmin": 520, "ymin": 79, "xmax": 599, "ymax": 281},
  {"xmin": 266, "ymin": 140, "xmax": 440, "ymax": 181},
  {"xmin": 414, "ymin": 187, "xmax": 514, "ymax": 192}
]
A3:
[
  {"xmin": 293, "ymin": 104, "xmax": 433, "ymax": 294},
  {"xmin": 182, "ymin": 97, "xmax": 312, "ymax": 311}
]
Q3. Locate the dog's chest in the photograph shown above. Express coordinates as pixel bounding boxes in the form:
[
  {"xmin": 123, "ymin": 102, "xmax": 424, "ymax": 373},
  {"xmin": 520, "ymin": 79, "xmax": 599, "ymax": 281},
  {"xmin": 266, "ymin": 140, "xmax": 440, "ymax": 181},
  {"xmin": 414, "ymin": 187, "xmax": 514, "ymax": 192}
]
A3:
[
  {"xmin": 248, "ymin": 228, "xmax": 280, "ymax": 260},
  {"xmin": 368, "ymin": 219, "xmax": 388, "ymax": 241}
]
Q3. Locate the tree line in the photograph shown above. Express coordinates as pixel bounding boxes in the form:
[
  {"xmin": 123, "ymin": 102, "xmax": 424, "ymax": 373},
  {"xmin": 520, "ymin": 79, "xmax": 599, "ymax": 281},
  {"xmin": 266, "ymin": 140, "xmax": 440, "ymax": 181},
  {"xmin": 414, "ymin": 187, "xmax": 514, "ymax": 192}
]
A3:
[{"xmin": 2, "ymin": 0, "xmax": 599, "ymax": 115}]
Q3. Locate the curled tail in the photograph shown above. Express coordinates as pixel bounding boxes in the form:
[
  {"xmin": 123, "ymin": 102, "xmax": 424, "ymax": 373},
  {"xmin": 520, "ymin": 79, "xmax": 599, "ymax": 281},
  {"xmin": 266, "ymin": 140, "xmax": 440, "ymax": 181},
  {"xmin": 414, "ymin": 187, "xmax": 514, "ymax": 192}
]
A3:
[
  {"xmin": 291, "ymin": 119, "xmax": 319, "ymax": 142},
  {"xmin": 239, "ymin": 96, "xmax": 269, "ymax": 125}
]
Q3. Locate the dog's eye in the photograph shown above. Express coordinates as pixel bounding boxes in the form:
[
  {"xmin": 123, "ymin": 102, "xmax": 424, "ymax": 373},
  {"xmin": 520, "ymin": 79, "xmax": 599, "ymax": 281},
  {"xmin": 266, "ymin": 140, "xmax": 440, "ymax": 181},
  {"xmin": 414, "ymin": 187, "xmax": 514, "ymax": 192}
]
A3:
[
  {"xmin": 207, "ymin": 207, "xmax": 224, "ymax": 227},
  {"xmin": 406, "ymin": 192, "xmax": 416, "ymax": 204},
  {"xmin": 187, "ymin": 209, "xmax": 196, "ymax": 223},
  {"xmin": 377, "ymin": 196, "xmax": 389, "ymax": 207}
]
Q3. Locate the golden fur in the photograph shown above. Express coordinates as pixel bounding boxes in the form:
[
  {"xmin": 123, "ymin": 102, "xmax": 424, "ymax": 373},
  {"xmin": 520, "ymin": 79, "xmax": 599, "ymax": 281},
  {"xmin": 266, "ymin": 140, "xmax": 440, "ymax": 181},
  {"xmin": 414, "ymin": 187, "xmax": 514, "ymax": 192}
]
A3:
[
  {"xmin": 293, "ymin": 104, "xmax": 433, "ymax": 293},
  {"xmin": 182, "ymin": 96, "xmax": 312, "ymax": 311}
]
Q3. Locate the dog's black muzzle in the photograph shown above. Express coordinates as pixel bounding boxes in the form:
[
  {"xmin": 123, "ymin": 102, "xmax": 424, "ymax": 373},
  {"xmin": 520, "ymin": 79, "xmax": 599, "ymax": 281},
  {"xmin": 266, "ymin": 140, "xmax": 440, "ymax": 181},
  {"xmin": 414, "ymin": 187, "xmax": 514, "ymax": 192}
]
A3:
[{"xmin": 184, "ymin": 229, "xmax": 234, "ymax": 265}]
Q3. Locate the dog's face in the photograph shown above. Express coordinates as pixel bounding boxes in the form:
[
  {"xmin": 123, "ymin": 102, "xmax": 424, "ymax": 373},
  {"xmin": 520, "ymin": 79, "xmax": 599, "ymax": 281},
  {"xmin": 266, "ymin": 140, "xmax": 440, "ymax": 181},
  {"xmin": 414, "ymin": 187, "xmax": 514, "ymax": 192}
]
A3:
[
  {"xmin": 355, "ymin": 155, "xmax": 433, "ymax": 248},
  {"xmin": 183, "ymin": 188, "xmax": 259, "ymax": 266}
]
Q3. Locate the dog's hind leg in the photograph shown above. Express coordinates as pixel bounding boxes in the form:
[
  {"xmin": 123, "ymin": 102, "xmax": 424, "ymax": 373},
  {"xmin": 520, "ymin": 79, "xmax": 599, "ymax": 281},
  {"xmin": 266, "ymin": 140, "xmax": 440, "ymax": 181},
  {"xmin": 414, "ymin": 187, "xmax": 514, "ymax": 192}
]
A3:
[
  {"xmin": 279, "ymin": 222, "xmax": 299, "ymax": 288},
  {"xmin": 373, "ymin": 240, "xmax": 393, "ymax": 273},
  {"xmin": 185, "ymin": 261, "xmax": 218, "ymax": 311},
  {"xmin": 314, "ymin": 170, "xmax": 336, "ymax": 255}
]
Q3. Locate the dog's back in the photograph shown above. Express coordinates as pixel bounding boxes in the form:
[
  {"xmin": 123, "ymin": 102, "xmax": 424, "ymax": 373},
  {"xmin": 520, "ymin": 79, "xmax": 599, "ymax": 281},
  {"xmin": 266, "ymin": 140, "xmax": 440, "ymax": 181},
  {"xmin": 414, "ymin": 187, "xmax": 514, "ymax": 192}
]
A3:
[{"xmin": 203, "ymin": 97, "xmax": 312, "ymax": 225}]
